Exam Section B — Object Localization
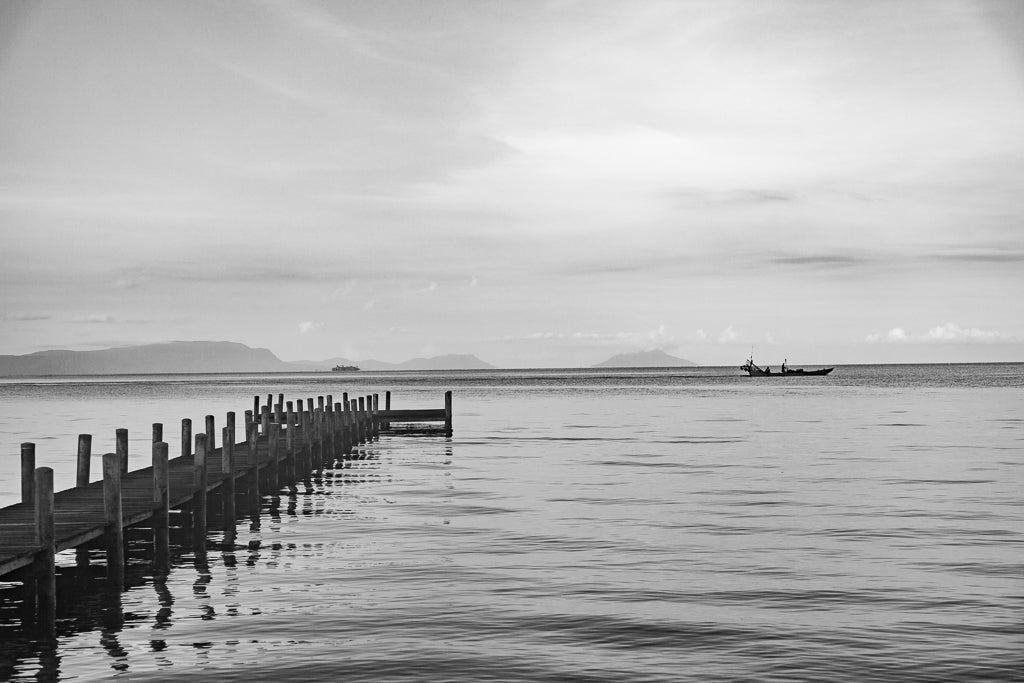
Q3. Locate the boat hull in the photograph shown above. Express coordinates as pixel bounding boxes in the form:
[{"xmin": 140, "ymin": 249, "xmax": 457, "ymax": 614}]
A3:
[{"xmin": 743, "ymin": 367, "xmax": 833, "ymax": 377}]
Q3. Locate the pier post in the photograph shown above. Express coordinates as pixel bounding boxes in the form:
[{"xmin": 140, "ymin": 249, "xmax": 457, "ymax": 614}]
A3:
[
  {"xmin": 205, "ymin": 415, "xmax": 215, "ymax": 453},
  {"xmin": 77, "ymin": 435, "xmax": 92, "ymax": 487},
  {"xmin": 285, "ymin": 408, "xmax": 297, "ymax": 493},
  {"xmin": 247, "ymin": 422, "xmax": 260, "ymax": 511},
  {"xmin": 181, "ymin": 418, "xmax": 192, "ymax": 458},
  {"xmin": 268, "ymin": 424, "xmax": 280, "ymax": 496},
  {"xmin": 152, "ymin": 423, "xmax": 162, "ymax": 445},
  {"xmin": 222, "ymin": 426, "xmax": 236, "ymax": 521},
  {"xmin": 314, "ymin": 408, "xmax": 324, "ymax": 470},
  {"xmin": 340, "ymin": 404, "xmax": 351, "ymax": 455},
  {"xmin": 21, "ymin": 443, "xmax": 35, "ymax": 504},
  {"xmin": 193, "ymin": 433, "xmax": 208, "ymax": 541},
  {"xmin": 298, "ymin": 409, "xmax": 308, "ymax": 480},
  {"xmin": 153, "ymin": 442, "xmax": 169, "ymax": 574},
  {"xmin": 374, "ymin": 394, "xmax": 380, "ymax": 437},
  {"xmin": 357, "ymin": 397, "xmax": 366, "ymax": 443},
  {"xmin": 445, "ymin": 390, "xmax": 453, "ymax": 437},
  {"xmin": 322, "ymin": 401, "xmax": 333, "ymax": 461},
  {"xmin": 244, "ymin": 409, "xmax": 253, "ymax": 441},
  {"xmin": 102, "ymin": 452, "xmax": 124, "ymax": 588},
  {"xmin": 318, "ymin": 396, "xmax": 325, "ymax": 412},
  {"xmin": 384, "ymin": 391, "xmax": 391, "ymax": 430},
  {"xmin": 253, "ymin": 395, "xmax": 260, "ymax": 422},
  {"xmin": 116, "ymin": 428, "xmax": 128, "ymax": 475},
  {"xmin": 226, "ymin": 411, "xmax": 236, "ymax": 450},
  {"xmin": 33, "ymin": 467, "xmax": 56, "ymax": 620},
  {"xmin": 261, "ymin": 406, "xmax": 270, "ymax": 437}
]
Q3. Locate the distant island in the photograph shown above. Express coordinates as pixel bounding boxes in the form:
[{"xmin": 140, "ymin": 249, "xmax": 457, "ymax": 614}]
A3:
[
  {"xmin": 0, "ymin": 341, "xmax": 496, "ymax": 376},
  {"xmin": 593, "ymin": 349, "xmax": 697, "ymax": 368}
]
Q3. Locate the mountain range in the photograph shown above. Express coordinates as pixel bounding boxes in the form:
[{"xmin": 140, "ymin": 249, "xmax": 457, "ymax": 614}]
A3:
[{"xmin": 0, "ymin": 341, "xmax": 697, "ymax": 375}]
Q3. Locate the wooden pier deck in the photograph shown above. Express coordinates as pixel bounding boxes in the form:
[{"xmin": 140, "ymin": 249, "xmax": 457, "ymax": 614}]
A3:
[{"xmin": 0, "ymin": 390, "xmax": 453, "ymax": 592}]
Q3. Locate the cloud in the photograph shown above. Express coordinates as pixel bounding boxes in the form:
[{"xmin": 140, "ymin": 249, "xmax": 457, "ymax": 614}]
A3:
[
  {"xmin": 1, "ymin": 312, "xmax": 51, "ymax": 321},
  {"xmin": 72, "ymin": 314, "xmax": 118, "ymax": 324},
  {"xmin": 866, "ymin": 322, "xmax": 1005, "ymax": 343},
  {"xmin": 646, "ymin": 324, "xmax": 675, "ymax": 348},
  {"xmin": 298, "ymin": 320, "xmax": 324, "ymax": 334},
  {"xmin": 718, "ymin": 327, "xmax": 739, "ymax": 344}
]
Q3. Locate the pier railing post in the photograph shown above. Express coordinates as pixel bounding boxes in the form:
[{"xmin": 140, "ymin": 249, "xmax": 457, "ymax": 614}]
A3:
[
  {"xmin": 152, "ymin": 423, "xmax": 162, "ymax": 445},
  {"xmin": 227, "ymin": 411, "xmax": 236, "ymax": 450},
  {"xmin": 445, "ymin": 390, "xmax": 453, "ymax": 437},
  {"xmin": 193, "ymin": 433, "xmax": 208, "ymax": 541},
  {"xmin": 77, "ymin": 435, "xmax": 92, "ymax": 488},
  {"xmin": 102, "ymin": 452, "xmax": 124, "ymax": 588},
  {"xmin": 33, "ymin": 466, "xmax": 56, "ymax": 617},
  {"xmin": 116, "ymin": 428, "xmax": 128, "ymax": 475},
  {"xmin": 21, "ymin": 443, "xmax": 35, "ymax": 505},
  {"xmin": 153, "ymin": 441, "xmax": 169, "ymax": 573}
]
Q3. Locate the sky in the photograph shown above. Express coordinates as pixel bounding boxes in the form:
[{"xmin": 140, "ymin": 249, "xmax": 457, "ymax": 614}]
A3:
[{"xmin": 1, "ymin": 0, "xmax": 1022, "ymax": 367}]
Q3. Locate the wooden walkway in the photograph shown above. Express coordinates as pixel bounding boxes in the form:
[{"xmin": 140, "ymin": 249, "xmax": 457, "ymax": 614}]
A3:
[{"xmin": 0, "ymin": 390, "xmax": 453, "ymax": 586}]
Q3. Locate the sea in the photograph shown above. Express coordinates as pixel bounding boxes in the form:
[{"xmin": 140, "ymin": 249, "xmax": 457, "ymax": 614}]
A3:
[{"xmin": 0, "ymin": 364, "xmax": 1021, "ymax": 682}]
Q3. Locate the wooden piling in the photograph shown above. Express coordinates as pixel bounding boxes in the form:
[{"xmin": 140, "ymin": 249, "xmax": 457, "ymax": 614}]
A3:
[
  {"xmin": 253, "ymin": 395, "xmax": 260, "ymax": 421},
  {"xmin": 384, "ymin": 391, "xmax": 391, "ymax": 430},
  {"xmin": 77, "ymin": 435, "xmax": 92, "ymax": 487},
  {"xmin": 227, "ymin": 411, "xmax": 236, "ymax": 448},
  {"xmin": 222, "ymin": 426, "xmax": 236, "ymax": 521},
  {"xmin": 205, "ymin": 415, "xmax": 215, "ymax": 453},
  {"xmin": 152, "ymin": 422, "xmax": 162, "ymax": 445},
  {"xmin": 102, "ymin": 452, "xmax": 124, "ymax": 587},
  {"xmin": 268, "ymin": 423, "xmax": 280, "ymax": 495},
  {"xmin": 445, "ymin": 391, "xmax": 453, "ymax": 437},
  {"xmin": 21, "ymin": 443, "xmax": 35, "ymax": 505},
  {"xmin": 33, "ymin": 467, "xmax": 56, "ymax": 616},
  {"xmin": 152, "ymin": 441, "xmax": 169, "ymax": 573},
  {"xmin": 261, "ymin": 406, "xmax": 270, "ymax": 437},
  {"xmin": 116, "ymin": 428, "xmax": 128, "ymax": 475},
  {"xmin": 247, "ymin": 422, "xmax": 260, "ymax": 511},
  {"xmin": 285, "ymin": 408, "xmax": 297, "ymax": 492},
  {"xmin": 181, "ymin": 418, "xmax": 192, "ymax": 458},
  {"xmin": 193, "ymin": 433, "xmax": 208, "ymax": 539}
]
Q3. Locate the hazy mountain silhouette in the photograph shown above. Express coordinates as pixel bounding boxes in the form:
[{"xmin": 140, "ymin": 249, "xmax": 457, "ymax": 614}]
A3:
[
  {"xmin": 0, "ymin": 342, "xmax": 495, "ymax": 375},
  {"xmin": 593, "ymin": 349, "xmax": 697, "ymax": 368}
]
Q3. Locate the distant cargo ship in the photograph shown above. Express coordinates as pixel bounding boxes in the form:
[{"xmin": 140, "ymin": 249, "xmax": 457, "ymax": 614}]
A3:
[{"xmin": 331, "ymin": 365, "xmax": 360, "ymax": 372}]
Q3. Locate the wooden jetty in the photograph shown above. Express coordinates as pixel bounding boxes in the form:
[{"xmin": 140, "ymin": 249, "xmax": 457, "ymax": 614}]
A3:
[{"xmin": 0, "ymin": 389, "xmax": 452, "ymax": 621}]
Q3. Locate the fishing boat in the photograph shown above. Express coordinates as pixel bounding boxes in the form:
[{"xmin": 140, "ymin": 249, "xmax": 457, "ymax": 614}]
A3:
[
  {"xmin": 331, "ymin": 364, "xmax": 360, "ymax": 372},
  {"xmin": 740, "ymin": 356, "xmax": 832, "ymax": 377}
]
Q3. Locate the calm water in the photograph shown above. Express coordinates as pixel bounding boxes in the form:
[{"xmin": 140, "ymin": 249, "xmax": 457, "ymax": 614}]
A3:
[{"xmin": 0, "ymin": 365, "xmax": 1022, "ymax": 681}]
